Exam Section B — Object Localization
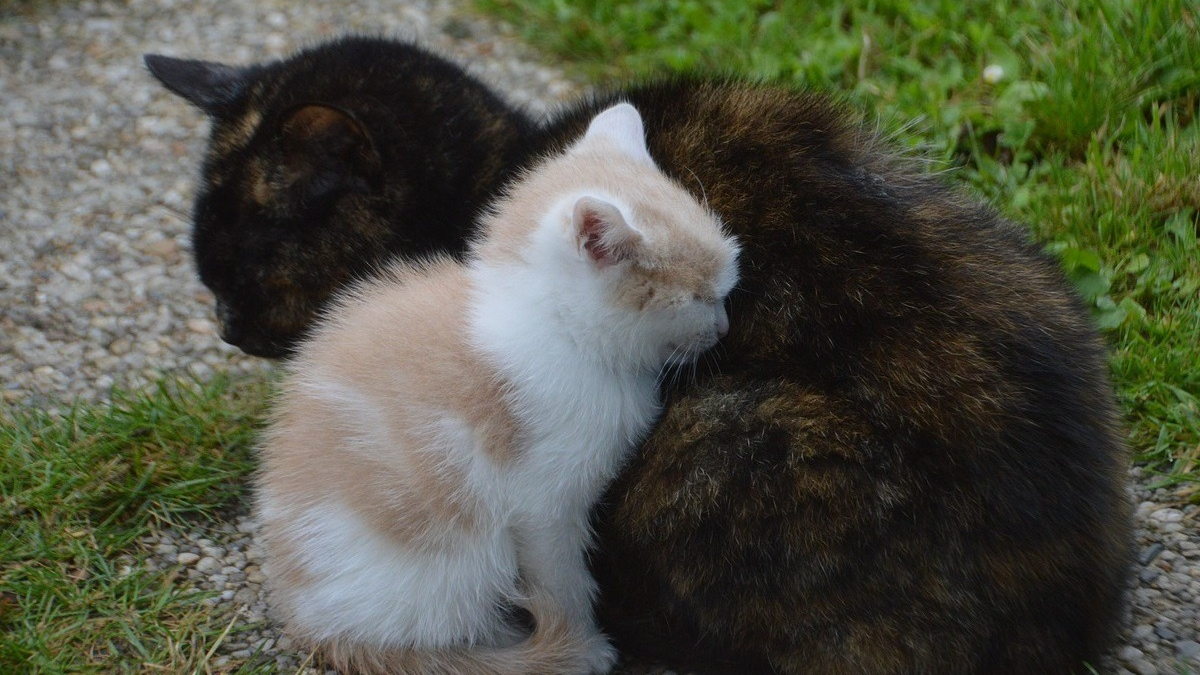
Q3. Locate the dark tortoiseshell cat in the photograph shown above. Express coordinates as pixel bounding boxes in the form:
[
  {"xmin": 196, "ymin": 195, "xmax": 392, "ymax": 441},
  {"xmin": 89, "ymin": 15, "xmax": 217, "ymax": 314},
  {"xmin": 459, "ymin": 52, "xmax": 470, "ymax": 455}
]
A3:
[
  {"xmin": 147, "ymin": 36, "xmax": 1132, "ymax": 675},
  {"xmin": 145, "ymin": 38, "xmax": 535, "ymax": 357}
]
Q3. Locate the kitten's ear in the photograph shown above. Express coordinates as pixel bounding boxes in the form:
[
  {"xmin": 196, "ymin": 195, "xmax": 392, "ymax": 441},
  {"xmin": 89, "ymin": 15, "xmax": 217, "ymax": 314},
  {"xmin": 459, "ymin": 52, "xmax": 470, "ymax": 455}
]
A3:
[
  {"xmin": 581, "ymin": 103, "xmax": 655, "ymax": 166},
  {"xmin": 573, "ymin": 196, "xmax": 643, "ymax": 267},
  {"xmin": 277, "ymin": 105, "xmax": 380, "ymax": 193},
  {"xmin": 143, "ymin": 54, "xmax": 251, "ymax": 115}
]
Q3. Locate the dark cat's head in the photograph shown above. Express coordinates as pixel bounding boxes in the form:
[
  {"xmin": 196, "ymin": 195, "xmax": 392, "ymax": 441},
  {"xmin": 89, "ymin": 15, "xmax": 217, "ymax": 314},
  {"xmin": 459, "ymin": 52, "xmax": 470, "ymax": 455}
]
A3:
[{"xmin": 146, "ymin": 37, "xmax": 533, "ymax": 357}]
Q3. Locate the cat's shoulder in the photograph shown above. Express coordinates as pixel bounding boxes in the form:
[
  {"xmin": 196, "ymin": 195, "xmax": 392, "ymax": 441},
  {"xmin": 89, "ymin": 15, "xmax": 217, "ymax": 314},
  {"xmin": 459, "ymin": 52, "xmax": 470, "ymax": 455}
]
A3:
[
  {"xmin": 305, "ymin": 255, "xmax": 470, "ymax": 349},
  {"xmin": 543, "ymin": 76, "xmax": 861, "ymax": 142}
]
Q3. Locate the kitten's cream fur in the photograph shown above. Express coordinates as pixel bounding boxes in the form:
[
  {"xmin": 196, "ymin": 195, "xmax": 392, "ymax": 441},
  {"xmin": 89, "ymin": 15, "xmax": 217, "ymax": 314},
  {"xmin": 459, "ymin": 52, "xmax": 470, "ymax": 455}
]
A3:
[{"xmin": 257, "ymin": 104, "xmax": 739, "ymax": 675}]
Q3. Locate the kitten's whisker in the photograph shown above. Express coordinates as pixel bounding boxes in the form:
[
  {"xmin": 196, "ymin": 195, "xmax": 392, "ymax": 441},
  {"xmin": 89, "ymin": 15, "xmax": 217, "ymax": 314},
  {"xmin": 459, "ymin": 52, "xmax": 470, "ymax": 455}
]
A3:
[
  {"xmin": 700, "ymin": 350, "xmax": 717, "ymax": 384},
  {"xmin": 684, "ymin": 166, "xmax": 710, "ymax": 210},
  {"xmin": 657, "ymin": 344, "xmax": 688, "ymax": 390}
]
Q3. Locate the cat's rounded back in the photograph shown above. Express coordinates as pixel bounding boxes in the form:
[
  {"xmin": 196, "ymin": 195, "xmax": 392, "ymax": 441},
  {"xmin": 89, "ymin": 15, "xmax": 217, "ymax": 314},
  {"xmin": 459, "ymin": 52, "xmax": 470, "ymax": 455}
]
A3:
[{"xmin": 531, "ymin": 78, "xmax": 1133, "ymax": 675}]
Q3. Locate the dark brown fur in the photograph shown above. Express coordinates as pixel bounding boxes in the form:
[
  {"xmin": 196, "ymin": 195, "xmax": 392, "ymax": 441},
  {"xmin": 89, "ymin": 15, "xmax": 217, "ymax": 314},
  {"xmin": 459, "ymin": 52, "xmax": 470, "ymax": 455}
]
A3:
[
  {"xmin": 539, "ymin": 82, "xmax": 1131, "ymax": 675},
  {"xmin": 148, "ymin": 39, "xmax": 1132, "ymax": 675}
]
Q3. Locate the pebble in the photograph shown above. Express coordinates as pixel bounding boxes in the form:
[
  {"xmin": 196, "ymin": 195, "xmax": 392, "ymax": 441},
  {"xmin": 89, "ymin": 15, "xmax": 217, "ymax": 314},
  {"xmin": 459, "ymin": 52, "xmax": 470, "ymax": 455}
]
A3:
[
  {"xmin": 1130, "ymin": 660, "xmax": 1158, "ymax": 675},
  {"xmin": 1119, "ymin": 645, "xmax": 1145, "ymax": 663},
  {"xmin": 1151, "ymin": 508, "xmax": 1185, "ymax": 523},
  {"xmin": 1140, "ymin": 543, "xmax": 1166, "ymax": 565},
  {"xmin": 1177, "ymin": 640, "xmax": 1200, "ymax": 662},
  {"xmin": 1133, "ymin": 625, "xmax": 1156, "ymax": 642},
  {"xmin": 233, "ymin": 587, "xmax": 259, "ymax": 606},
  {"xmin": 4, "ymin": 0, "xmax": 1196, "ymax": 674}
]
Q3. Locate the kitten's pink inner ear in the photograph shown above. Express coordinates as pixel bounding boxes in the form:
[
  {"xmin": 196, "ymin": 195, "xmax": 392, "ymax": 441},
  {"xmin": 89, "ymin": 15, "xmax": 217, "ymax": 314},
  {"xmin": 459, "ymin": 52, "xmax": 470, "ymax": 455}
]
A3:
[{"xmin": 574, "ymin": 196, "xmax": 641, "ymax": 267}]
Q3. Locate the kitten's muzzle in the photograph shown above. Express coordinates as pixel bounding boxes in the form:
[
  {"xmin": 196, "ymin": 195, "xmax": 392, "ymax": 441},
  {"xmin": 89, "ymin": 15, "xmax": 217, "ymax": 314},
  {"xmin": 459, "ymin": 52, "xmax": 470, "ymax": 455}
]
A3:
[{"xmin": 716, "ymin": 304, "xmax": 729, "ymax": 339}]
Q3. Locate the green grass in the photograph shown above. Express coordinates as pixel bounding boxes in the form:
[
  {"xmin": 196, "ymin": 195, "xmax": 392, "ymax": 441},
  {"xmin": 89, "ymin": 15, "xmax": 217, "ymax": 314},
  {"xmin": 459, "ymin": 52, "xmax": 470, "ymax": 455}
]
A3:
[
  {"xmin": 477, "ymin": 0, "xmax": 1200, "ymax": 489},
  {"xmin": 0, "ymin": 376, "xmax": 275, "ymax": 675}
]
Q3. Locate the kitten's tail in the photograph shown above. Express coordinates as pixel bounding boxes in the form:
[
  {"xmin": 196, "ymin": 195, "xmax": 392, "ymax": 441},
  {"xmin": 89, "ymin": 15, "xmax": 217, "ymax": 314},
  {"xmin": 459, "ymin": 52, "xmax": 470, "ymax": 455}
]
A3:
[{"xmin": 317, "ymin": 591, "xmax": 604, "ymax": 675}]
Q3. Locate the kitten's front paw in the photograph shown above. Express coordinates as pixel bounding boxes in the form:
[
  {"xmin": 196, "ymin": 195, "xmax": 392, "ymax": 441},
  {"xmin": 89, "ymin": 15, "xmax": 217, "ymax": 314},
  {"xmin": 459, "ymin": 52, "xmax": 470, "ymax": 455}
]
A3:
[{"xmin": 580, "ymin": 631, "xmax": 618, "ymax": 674}]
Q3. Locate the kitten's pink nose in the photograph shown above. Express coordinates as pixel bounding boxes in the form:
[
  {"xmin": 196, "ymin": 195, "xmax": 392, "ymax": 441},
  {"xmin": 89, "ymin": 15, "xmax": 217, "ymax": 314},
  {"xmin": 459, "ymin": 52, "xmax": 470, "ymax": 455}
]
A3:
[{"xmin": 716, "ymin": 305, "xmax": 729, "ymax": 338}]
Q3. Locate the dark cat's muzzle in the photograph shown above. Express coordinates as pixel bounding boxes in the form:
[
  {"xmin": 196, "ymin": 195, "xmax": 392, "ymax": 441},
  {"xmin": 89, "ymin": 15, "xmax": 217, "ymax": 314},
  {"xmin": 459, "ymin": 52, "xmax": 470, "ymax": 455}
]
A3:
[{"xmin": 212, "ymin": 299, "xmax": 292, "ymax": 359}]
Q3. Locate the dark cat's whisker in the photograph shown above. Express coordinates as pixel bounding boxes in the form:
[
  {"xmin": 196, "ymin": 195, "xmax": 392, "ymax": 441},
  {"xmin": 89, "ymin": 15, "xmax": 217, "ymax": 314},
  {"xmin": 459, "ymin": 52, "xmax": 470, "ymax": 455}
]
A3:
[{"xmin": 154, "ymin": 204, "xmax": 191, "ymax": 225}]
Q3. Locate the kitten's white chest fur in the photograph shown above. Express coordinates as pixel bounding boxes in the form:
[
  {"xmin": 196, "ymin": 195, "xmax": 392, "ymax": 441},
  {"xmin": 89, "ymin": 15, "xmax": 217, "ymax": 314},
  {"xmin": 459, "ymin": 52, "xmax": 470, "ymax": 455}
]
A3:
[{"xmin": 468, "ymin": 259, "xmax": 662, "ymax": 497}]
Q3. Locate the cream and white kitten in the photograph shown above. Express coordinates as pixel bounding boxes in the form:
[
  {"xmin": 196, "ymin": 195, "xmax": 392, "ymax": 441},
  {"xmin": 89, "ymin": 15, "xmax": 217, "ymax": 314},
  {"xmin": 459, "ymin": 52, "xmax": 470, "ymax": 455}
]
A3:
[{"xmin": 256, "ymin": 103, "xmax": 740, "ymax": 675}]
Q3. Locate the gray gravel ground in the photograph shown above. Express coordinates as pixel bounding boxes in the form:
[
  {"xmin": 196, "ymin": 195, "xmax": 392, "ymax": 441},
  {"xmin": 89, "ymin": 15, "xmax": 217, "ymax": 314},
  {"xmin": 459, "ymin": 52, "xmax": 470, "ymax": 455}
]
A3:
[{"xmin": 2, "ymin": 1, "xmax": 1197, "ymax": 674}]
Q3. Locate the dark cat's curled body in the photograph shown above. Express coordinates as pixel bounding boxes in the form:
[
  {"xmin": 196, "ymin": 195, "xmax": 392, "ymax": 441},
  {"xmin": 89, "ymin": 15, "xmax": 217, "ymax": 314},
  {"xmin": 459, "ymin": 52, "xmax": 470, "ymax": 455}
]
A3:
[
  {"xmin": 148, "ymin": 37, "xmax": 1132, "ymax": 675},
  {"xmin": 554, "ymin": 83, "xmax": 1131, "ymax": 675},
  {"xmin": 145, "ymin": 37, "xmax": 534, "ymax": 357}
]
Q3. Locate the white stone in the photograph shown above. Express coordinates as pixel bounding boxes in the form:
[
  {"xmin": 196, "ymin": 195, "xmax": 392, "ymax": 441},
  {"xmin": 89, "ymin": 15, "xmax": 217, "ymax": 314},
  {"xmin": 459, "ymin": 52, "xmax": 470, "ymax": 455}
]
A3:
[{"xmin": 1150, "ymin": 507, "xmax": 1185, "ymax": 522}]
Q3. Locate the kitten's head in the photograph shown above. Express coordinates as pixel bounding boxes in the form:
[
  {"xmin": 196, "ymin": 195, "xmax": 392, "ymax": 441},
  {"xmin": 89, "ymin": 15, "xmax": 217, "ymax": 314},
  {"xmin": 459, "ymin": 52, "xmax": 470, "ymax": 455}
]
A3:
[
  {"xmin": 484, "ymin": 104, "xmax": 740, "ymax": 371},
  {"xmin": 145, "ymin": 38, "xmax": 528, "ymax": 357}
]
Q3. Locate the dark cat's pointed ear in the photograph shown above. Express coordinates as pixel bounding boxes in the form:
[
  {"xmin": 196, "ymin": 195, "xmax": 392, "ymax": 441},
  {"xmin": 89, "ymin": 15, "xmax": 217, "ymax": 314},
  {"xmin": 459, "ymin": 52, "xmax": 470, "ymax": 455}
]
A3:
[
  {"xmin": 573, "ymin": 196, "xmax": 643, "ymax": 267},
  {"xmin": 144, "ymin": 54, "xmax": 251, "ymax": 115},
  {"xmin": 277, "ymin": 105, "xmax": 380, "ymax": 191}
]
